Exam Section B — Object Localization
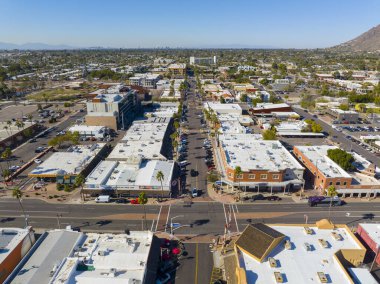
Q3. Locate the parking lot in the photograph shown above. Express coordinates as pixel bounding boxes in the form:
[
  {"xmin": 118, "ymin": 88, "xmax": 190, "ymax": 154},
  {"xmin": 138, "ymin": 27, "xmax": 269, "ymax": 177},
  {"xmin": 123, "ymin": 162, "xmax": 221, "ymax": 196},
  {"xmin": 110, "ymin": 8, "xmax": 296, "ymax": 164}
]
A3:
[{"xmin": 0, "ymin": 104, "xmax": 37, "ymax": 121}]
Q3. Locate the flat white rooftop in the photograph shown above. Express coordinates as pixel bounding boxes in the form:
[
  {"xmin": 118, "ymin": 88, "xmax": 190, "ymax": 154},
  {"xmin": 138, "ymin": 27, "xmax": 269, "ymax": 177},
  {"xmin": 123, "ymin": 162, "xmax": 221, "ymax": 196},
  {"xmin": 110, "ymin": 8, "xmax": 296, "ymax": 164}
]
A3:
[
  {"xmin": 0, "ymin": 227, "xmax": 31, "ymax": 265},
  {"xmin": 30, "ymin": 143, "xmax": 106, "ymax": 176},
  {"xmin": 331, "ymin": 108, "xmax": 358, "ymax": 114},
  {"xmin": 295, "ymin": 145, "xmax": 352, "ymax": 178},
  {"xmin": 51, "ymin": 231, "xmax": 154, "ymax": 284},
  {"xmin": 221, "ymin": 137, "xmax": 303, "ymax": 172},
  {"xmin": 204, "ymin": 102, "xmax": 242, "ymax": 115},
  {"xmin": 85, "ymin": 160, "xmax": 174, "ymax": 191},
  {"xmin": 358, "ymin": 223, "xmax": 380, "ymax": 246},
  {"xmin": 253, "ymin": 103, "xmax": 290, "ymax": 110},
  {"xmin": 240, "ymin": 225, "xmax": 362, "ymax": 284}
]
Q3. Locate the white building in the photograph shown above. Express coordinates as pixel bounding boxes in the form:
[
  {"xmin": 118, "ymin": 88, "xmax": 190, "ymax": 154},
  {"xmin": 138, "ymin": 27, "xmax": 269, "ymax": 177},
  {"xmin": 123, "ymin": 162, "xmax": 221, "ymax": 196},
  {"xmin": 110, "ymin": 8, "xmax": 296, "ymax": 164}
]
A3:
[
  {"xmin": 84, "ymin": 159, "xmax": 174, "ymax": 196},
  {"xmin": 68, "ymin": 125, "xmax": 109, "ymax": 139},
  {"xmin": 29, "ymin": 143, "xmax": 107, "ymax": 183},
  {"xmin": 231, "ymin": 222, "xmax": 369, "ymax": 284},
  {"xmin": 0, "ymin": 227, "xmax": 35, "ymax": 283},
  {"xmin": 10, "ymin": 229, "xmax": 159, "ymax": 284},
  {"xmin": 107, "ymin": 118, "xmax": 171, "ymax": 161},
  {"xmin": 129, "ymin": 73, "xmax": 161, "ymax": 88},
  {"xmin": 204, "ymin": 102, "xmax": 242, "ymax": 115},
  {"xmin": 189, "ymin": 56, "xmax": 217, "ymax": 65}
]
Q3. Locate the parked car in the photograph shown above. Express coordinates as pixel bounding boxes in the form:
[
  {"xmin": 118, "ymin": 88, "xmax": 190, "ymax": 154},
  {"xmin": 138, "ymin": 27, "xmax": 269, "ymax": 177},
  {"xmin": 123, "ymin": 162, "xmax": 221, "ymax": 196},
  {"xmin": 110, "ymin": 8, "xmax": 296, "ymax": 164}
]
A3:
[
  {"xmin": 9, "ymin": 165, "xmax": 20, "ymax": 172},
  {"xmin": 35, "ymin": 146, "xmax": 45, "ymax": 153},
  {"xmin": 267, "ymin": 195, "xmax": 282, "ymax": 201},
  {"xmin": 115, "ymin": 198, "xmax": 128, "ymax": 204},
  {"xmin": 252, "ymin": 194, "xmax": 265, "ymax": 201},
  {"xmin": 34, "ymin": 159, "xmax": 42, "ymax": 164},
  {"xmin": 191, "ymin": 188, "xmax": 198, "ymax": 197}
]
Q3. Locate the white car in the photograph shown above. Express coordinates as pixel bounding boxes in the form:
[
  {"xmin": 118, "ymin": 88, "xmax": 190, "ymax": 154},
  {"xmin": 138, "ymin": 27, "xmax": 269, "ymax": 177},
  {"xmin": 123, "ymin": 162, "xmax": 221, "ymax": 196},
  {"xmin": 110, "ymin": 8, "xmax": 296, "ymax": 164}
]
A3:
[{"xmin": 34, "ymin": 159, "xmax": 42, "ymax": 164}]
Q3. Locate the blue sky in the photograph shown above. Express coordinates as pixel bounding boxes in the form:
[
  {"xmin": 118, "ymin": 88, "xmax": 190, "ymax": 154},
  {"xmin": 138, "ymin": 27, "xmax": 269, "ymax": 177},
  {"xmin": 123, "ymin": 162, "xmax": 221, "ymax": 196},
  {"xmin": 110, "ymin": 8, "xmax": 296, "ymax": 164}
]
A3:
[{"xmin": 1, "ymin": 0, "xmax": 379, "ymax": 48}]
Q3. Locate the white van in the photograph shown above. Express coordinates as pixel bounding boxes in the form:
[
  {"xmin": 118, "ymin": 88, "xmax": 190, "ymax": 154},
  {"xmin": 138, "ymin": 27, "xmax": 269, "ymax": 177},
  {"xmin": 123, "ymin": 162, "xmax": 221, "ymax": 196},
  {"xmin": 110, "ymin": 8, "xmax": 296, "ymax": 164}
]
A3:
[{"xmin": 95, "ymin": 195, "xmax": 110, "ymax": 203}]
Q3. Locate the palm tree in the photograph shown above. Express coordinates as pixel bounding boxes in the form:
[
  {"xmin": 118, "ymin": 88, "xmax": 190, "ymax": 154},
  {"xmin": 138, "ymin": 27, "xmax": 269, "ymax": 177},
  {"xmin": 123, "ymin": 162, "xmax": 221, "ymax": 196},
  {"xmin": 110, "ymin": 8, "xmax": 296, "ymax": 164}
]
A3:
[
  {"xmin": 12, "ymin": 187, "xmax": 29, "ymax": 227},
  {"xmin": 327, "ymin": 185, "xmax": 338, "ymax": 221},
  {"xmin": 6, "ymin": 120, "xmax": 13, "ymax": 136},
  {"xmin": 138, "ymin": 192, "xmax": 148, "ymax": 230},
  {"xmin": 234, "ymin": 166, "xmax": 243, "ymax": 193},
  {"xmin": 74, "ymin": 174, "xmax": 85, "ymax": 200},
  {"xmin": 156, "ymin": 171, "xmax": 165, "ymax": 200},
  {"xmin": 27, "ymin": 114, "xmax": 33, "ymax": 122}
]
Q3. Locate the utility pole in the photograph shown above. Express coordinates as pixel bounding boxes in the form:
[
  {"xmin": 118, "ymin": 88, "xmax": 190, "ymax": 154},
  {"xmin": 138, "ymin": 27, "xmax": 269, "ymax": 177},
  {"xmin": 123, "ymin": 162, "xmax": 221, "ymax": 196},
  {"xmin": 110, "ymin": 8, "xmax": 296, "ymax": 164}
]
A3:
[{"xmin": 56, "ymin": 214, "xmax": 62, "ymax": 229}]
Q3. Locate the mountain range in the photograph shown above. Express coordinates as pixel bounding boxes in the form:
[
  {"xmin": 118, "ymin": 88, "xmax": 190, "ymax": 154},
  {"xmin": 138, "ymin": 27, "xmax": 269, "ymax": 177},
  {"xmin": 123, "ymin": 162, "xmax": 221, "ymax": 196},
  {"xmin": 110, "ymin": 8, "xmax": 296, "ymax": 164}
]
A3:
[
  {"xmin": 331, "ymin": 24, "xmax": 380, "ymax": 52},
  {"xmin": 0, "ymin": 42, "xmax": 77, "ymax": 50}
]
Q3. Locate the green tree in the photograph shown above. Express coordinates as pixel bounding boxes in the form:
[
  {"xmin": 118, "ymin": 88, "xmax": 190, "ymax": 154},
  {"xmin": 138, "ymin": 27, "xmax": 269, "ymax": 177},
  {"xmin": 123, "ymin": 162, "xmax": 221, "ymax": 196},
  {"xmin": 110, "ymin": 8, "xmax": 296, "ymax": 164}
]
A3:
[
  {"xmin": 262, "ymin": 129, "xmax": 277, "ymax": 140},
  {"xmin": 156, "ymin": 171, "xmax": 165, "ymax": 200},
  {"xmin": 327, "ymin": 148, "xmax": 354, "ymax": 171},
  {"xmin": 240, "ymin": 94, "xmax": 248, "ymax": 102},
  {"xmin": 339, "ymin": 104, "xmax": 349, "ymax": 111},
  {"xmin": 234, "ymin": 166, "xmax": 243, "ymax": 192}
]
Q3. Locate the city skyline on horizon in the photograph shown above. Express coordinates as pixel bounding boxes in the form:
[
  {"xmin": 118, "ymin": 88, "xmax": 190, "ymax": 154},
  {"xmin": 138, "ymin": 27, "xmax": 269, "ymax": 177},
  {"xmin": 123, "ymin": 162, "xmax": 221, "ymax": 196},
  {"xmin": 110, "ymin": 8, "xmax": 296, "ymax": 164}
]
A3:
[{"xmin": 1, "ymin": 0, "xmax": 380, "ymax": 49}]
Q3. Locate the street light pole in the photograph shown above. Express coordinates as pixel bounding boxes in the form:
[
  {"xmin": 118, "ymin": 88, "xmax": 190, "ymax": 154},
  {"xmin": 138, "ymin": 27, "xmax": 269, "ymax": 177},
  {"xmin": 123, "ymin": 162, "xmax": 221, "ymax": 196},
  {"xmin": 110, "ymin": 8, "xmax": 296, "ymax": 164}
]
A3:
[
  {"xmin": 170, "ymin": 215, "xmax": 184, "ymax": 234},
  {"xmin": 57, "ymin": 214, "xmax": 62, "ymax": 229}
]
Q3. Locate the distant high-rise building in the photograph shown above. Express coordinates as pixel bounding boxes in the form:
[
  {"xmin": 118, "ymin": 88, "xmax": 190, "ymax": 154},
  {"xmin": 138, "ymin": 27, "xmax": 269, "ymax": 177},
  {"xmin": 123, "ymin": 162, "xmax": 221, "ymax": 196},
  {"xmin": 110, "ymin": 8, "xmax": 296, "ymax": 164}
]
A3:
[{"xmin": 189, "ymin": 56, "xmax": 217, "ymax": 65}]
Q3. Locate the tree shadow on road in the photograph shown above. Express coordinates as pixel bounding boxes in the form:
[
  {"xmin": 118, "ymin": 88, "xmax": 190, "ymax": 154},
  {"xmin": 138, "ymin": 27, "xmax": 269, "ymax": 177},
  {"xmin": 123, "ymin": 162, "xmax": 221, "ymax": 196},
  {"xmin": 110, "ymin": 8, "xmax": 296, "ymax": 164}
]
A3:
[
  {"xmin": 191, "ymin": 219, "xmax": 210, "ymax": 226},
  {"xmin": 0, "ymin": 217, "xmax": 15, "ymax": 223},
  {"xmin": 96, "ymin": 220, "xmax": 112, "ymax": 227}
]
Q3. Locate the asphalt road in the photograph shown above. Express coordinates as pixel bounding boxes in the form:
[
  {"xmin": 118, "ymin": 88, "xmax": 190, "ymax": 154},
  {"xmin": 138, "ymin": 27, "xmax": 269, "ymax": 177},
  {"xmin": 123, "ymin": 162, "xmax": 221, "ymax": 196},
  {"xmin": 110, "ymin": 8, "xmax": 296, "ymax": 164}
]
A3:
[
  {"xmin": 293, "ymin": 107, "xmax": 380, "ymax": 165},
  {"xmin": 183, "ymin": 79, "xmax": 209, "ymax": 196},
  {"xmin": 175, "ymin": 243, "xmax": 213, "ymax": 284},
  {"xmin": 1, "ymin": 199, "xmax": 380, "ymax": 234}
]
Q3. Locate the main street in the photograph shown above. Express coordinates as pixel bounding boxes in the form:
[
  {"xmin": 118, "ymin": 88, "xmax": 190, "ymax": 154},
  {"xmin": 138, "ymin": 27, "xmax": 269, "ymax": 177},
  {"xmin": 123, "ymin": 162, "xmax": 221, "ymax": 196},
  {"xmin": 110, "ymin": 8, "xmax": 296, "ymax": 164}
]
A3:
[
  {"xmin": 1, "ymin": 198, "xmax": 380, "ymax": 235},
  {"xmin": 182, "ymin": 79, "xmax": 209, "ymax": 197}
]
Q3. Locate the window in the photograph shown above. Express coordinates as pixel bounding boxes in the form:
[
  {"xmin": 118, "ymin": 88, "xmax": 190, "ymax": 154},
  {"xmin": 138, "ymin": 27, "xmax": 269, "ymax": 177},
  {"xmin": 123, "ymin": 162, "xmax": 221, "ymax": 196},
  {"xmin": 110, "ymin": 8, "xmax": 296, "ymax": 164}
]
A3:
[
  {"xmin": 237, "ymin": 174, "xmax": 243, "ymax": 179},
  {"xmin": 229, "ymin": 173, "xmax": 232, "ymax": 177},
  {"xmin": 329, "ymin": 182, "xmax": 333, "ymax": 185},
  {"xmin": 343, "ymin": 182, "xmax": 347, "ymax": 185},
  {"xmin": 336, "ymin": 181, "xmax": 341, "ymax": 186},
  {"xmin": 272, "ymin": 174, "xmax": 279, "ymax": 180},
  {"xmin": 248, "ymin": 174, "xmax": 256, "ymax": 179},
  {"xmin": 260, "ymin": 174, "xmax": 267, "ymax": 180}
]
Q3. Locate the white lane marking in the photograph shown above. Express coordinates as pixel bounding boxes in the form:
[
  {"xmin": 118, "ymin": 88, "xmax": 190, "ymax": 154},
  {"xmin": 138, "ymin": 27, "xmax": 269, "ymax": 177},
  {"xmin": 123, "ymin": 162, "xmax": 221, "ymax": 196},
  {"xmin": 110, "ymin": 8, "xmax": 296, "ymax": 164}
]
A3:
[
  {"xmin": 164, "ymin": 205, "xmax": 171, "ymax": 233},
  {"xmin": 231, "ymin": 204, "xmax": 240, "ymax": 233},
  {"xmin": 222, "ymin": 204, "xmax": 228, "ymax": 226},
  {"xmin": 155, "ymin": 205, "xmax": 162, "ymax": 232}
]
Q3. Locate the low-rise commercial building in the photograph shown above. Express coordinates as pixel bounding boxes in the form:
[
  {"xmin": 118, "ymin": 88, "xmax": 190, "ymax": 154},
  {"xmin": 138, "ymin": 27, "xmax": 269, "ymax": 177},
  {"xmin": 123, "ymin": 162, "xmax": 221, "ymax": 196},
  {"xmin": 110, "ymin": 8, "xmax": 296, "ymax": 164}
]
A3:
[
  {"xmin": 327, "ymin": 108, "xmax": 359, "ymax": 124},
  {"xmin": 29, "ymin": 143, "xmax": 108, "ymax": 184},
  {"xmin": 107, "ymin": 118, "xmax": 172, "ymax": 161},
  {"xmin": 293, "ymin": 145, "xmax": 353, "ymax": 191},
  {"xmin": 217, "ymin": 135, "xmax": 304, "ymax": 192},
  {"xmin": 250, "ymin": 103, "xmax": 292, "ymax": 115},
  {"xmin": 0, "ymin": 227, "xmax": 35, "ymax": 283},
  {"xmin": 84, "ymin": 159, "xmax": 174, "ymax": 197},
  {"xmin": 129, "ymin": 73, "xmax": 161, "ymax": 89},
  {"xmin": 7, "ymin": 229, "xmax": 159, "ymax": 284},
  {"xmin": 68, "ymin": 125, "xmax": 109, "ymax": 139},
  {"xmin": 224, "ymin": 221, "xmax": 369, "ymax": 284},
  {"xmin": 204, "ymin": 102, "xmax": 242, "ymax": 115},
  {"xmin": 357, "ymin": 223, "xmax": 380, "ymax": 266},
  {"xmin": 167, "ymin": 63, "xmax": 186, "ymax": 77}
]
